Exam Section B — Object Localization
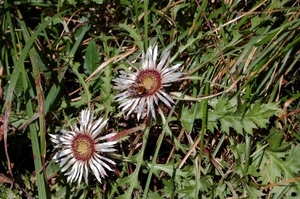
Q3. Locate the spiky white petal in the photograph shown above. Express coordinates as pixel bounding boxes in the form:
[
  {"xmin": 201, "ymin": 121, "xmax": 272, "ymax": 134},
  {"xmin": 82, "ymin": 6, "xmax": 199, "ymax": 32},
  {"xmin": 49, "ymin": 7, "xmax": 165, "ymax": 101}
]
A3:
[
  {"xmin": 50, "ymin": 109, "xmax": 117, "ymax": 185},
  {"xmin": 113, "ymin": 45, "xmax": 183, "ymax": 120}
]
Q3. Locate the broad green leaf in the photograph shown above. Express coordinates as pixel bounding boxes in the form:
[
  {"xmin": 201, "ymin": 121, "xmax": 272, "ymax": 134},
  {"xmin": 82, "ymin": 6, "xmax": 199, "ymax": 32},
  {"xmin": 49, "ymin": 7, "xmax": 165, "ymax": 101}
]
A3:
[
  {"xmin": 146, "ymin": 162, "xmax": 188, "ymax": 178},
  {"xmin": 84, "ymin": 40, "xmax": 99, "ymax": 75},
  {"xmin": 244, "ymin": 183, "xmax": 266, "ymax": 198}
]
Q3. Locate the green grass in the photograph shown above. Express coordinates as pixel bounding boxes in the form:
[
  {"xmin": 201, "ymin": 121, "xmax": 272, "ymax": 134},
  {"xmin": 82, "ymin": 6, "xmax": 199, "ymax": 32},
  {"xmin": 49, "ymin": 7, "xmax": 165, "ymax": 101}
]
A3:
[{"xmin": 1, "ymin": 0, "xmax": 300, "ymax": 198}]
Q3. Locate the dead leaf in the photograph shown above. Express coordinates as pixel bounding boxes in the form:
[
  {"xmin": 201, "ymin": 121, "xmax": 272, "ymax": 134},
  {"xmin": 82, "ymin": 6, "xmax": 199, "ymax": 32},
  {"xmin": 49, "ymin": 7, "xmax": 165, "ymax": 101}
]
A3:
[
  {"xmin": 0, "ymin": 173, "xmax": 13, "ymax": 184},
  {"xmin": 0, "ymin": 115, "xmax": 4, "ymax": 141}
]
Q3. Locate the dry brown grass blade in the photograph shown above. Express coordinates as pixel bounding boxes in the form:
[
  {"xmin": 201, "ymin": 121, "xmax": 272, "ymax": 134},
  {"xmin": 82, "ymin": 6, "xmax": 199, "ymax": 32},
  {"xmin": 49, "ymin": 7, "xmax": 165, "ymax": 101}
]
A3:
[
  {"xmin": 67, "ymin": 46, "xmax": 138, "ymax": 99},
  {"xmin": 85, "ymin": 46, "xmax": 137, "ymax": 83},
  {"xmin": 261, "ymin": 176, "xmax": 300, "ymax": 190},
  {"xmin": 0, "ymin": 115, "xmax": 4, "ymax": 141},
  {"xmin": 0, "ymin": 66, "xmax": 3, "ymax": 100},
  {"xmin": 109, "ymin": 124, "xmax": 146, "ymax": 141},
  {"xmin": 4, "ymin": 90, "xmax": 13, "ymax": 177}
]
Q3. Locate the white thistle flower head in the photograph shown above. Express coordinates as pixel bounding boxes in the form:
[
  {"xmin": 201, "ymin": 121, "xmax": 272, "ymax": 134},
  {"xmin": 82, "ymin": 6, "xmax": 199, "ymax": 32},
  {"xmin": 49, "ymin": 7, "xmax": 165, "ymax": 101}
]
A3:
[
  {"xmin": 50, "ymin": 109, "xmax": 117, "ymax": 185},
  {"xmin": 113, "ymin": 45, "xmax": 183, "ymax": 120}
]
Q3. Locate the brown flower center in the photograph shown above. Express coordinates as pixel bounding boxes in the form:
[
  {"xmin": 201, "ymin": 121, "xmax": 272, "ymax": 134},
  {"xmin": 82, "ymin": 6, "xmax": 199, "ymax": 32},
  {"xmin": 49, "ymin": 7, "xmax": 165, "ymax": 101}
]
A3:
[
  {"xmin": 71, "ymin": 134, "xmax": 95, "ymax": 161},
  {"xmin": 135, "ymin": 69, "xmax": 161, "ymax": 96}
]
